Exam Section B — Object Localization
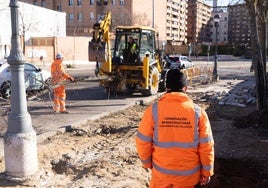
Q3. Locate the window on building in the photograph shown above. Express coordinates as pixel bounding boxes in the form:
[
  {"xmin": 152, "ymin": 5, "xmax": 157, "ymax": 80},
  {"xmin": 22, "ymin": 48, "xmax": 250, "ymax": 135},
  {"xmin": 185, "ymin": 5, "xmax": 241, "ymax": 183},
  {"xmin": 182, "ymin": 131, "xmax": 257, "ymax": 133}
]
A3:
[
  {"xmin": 89, "ymin": 13, "xmax": 95, "ymax": 22},
  {"xmin": 78, "ymin": 13, "xmax": 83, "ymax": 21},
  {"xmin": 33, "ymin": 0, "xmax": 38, "ymax": 5},
  {"xmin": 69, "ymin": 13, "xmax": 74, "ymax": 21},
  {"xmin": 77, "ymin": 0, "xmax": 82, "ymax": 6},
  {"xmin": 41, "ymin": 0, "xmax": 46, "ymax": 7},
  {"xmin": 69, "ymin": 0, "xmax": 74, "ymax": 6},
  {"xmin": 104, "ymin": 0, "xmax": 108, "ymax": 5},
  {"xmin": 57, "ymin": 5, "xmax": 62, "ymax": 11},
  {"xmin": 112, "ymin": 0, "xmax": 115, "ymax": 5},
  {"xmin": 119, "ymin": 0, "xmax": 124, "ymax": 5},
  {"xmin": 97, "ymin": 0, "xmax": 101, "ymax": 6},
  {"xmin": 90, "ymin": 0, "xmax": 94, "ymax": 5}
]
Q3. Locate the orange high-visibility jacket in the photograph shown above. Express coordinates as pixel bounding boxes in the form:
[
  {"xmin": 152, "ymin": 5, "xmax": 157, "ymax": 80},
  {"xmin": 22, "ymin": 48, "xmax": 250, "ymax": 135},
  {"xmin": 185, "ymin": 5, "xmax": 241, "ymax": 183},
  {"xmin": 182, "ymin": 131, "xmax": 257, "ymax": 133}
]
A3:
[
  {"xmin": 136, "ymin": 92, "xmax": 214, "ymax": 186},
  {"xmin": 51, "ymin": 59, "xmax": 71, "ymax": 85}
]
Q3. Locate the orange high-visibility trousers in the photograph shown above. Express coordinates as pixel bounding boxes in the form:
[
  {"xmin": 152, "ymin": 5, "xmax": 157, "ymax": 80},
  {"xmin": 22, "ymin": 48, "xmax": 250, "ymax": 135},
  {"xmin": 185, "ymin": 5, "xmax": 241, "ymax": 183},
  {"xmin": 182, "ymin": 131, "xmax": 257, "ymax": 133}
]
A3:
[
  {"xmin": 149, "ymin": 179, "xmax": 194, "ymax": 188},
  {"xmin": 53, "ymin": 85, "xmax": 66, "ymax": 112}
]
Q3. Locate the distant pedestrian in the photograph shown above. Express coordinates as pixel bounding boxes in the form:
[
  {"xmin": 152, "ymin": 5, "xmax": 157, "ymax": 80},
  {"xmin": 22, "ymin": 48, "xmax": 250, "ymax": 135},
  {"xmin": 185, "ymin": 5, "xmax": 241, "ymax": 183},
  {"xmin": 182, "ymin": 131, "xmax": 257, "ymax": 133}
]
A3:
[
  {"xmin": 51, "ymin": 53, "xmax": 74, "ymax": 114},
  {"xmin": 135, "ymin": 69, "xmax": 214, "ymax": 187},
  {"xmin": 39, "ymin": 55, "xmax": 44, "ymax": 67}
]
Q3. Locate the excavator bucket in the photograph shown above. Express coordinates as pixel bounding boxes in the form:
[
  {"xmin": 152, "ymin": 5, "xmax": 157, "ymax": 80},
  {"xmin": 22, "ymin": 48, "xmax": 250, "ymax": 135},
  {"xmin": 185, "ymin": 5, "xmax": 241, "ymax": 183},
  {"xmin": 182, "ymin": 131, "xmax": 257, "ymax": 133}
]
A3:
[{"xmin": 88, "ymin": 41, "xmax": 106, "ymax": 62}]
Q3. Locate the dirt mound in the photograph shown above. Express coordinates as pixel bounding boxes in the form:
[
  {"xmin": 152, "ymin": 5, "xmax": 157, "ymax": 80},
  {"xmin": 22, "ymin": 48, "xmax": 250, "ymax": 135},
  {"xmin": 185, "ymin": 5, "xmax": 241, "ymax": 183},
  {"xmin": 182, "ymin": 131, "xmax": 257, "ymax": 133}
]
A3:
[{"xmin": 233, "ymin": 109, "xmax": 268, "ymax": 129}]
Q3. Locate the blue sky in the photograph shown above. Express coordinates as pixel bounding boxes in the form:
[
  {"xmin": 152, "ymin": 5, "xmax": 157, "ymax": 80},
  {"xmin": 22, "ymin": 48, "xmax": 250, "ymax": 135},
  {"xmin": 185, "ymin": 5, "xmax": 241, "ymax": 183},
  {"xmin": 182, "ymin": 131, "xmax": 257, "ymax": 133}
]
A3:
[{"xmin": 204, "ymin": 0, "xmax": 242, "ymax": 6}]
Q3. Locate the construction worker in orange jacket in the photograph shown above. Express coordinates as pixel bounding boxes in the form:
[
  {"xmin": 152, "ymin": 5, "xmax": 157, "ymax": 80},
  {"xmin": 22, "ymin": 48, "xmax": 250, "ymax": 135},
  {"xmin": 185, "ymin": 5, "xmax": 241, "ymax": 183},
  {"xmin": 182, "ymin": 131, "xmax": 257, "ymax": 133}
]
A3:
[
  {"xmin": 51, "ymin": 53, "xmax": 74, "ymax": 113},
  {"xmin": 136, "ymin": 69, "xmax": 214, "ymax": 188}
]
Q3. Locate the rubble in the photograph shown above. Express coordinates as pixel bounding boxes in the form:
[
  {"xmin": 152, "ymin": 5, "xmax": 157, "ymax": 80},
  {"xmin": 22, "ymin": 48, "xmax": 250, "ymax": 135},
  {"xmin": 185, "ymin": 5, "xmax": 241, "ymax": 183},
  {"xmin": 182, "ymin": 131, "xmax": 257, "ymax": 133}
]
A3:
[{"xmin": 189, "ymin": 77, "xmax": 256, "ymax": 107}]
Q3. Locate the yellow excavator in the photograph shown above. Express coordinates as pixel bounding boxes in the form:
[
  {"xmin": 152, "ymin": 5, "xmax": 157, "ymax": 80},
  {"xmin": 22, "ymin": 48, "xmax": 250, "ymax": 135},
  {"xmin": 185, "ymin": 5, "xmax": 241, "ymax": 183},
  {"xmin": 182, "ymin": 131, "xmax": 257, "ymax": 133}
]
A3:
[{"xmin": 88, "ymin": 12, "xmax": 168, "ymax": 96}]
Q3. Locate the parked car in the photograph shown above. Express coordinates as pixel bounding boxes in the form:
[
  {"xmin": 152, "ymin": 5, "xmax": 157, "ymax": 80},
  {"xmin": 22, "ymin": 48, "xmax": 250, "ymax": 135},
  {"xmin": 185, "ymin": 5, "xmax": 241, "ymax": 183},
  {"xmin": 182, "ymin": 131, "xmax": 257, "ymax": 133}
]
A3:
[
  {"xmin": 165, "ymin": 55, "xmax": 194, "ymax": 69},
  {"xmin": 0, "ymin": 60, "xmax": 51, "ymax": 99}
]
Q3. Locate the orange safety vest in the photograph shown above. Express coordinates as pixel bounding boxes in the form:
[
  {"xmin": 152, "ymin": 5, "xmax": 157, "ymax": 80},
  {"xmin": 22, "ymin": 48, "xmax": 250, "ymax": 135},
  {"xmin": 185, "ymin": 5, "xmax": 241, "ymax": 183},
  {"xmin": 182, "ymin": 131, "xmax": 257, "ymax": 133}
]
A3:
[
  {"xmin": 130, "ymin": 43, "xmax": 137, "ymax": 52},
  {"xmin": 136, "ymin": 92, "xmax": 214, "ymax": 186}
]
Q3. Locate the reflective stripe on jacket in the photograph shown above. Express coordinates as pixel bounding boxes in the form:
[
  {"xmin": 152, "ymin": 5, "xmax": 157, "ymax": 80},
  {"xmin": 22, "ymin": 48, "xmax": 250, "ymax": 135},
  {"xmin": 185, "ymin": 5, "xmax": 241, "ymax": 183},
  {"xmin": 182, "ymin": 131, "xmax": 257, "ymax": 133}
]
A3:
[
  {"xmin": 130, "ymin": 43, "xmax": 137, "ymax": 52},
  {"xmin": 135, "ymin": 92, "xmax": 214, "ymax": 186}
]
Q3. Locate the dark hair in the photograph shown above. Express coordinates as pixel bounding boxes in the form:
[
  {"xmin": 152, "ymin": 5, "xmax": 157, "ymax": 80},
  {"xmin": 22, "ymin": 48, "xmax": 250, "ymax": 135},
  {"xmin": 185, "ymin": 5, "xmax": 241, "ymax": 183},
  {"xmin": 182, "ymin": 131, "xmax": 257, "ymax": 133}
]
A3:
[{"xmin": 166, "ymin": 69, "xmax": 187, "ymax": 92}]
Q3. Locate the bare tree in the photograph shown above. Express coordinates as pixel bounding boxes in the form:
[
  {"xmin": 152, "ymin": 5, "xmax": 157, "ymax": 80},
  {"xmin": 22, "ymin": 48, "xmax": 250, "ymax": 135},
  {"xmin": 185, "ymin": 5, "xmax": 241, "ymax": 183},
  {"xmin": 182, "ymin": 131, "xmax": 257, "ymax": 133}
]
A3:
[
  {"xmin": 257, "ymin": 0, "xmax": 267, "ymax": 73},
  {"xmin": 105, "ymin": 7, "xmax": 150, "ymax": 33},
  {"xmin": 19, "ymin": 10, "xmax": 32, "ymax": 55},
  {"xmin": 132, "ymin": 13, "xmax": 151, "ymax": 26},
  {"xmin": 245, "ymin": 0, "xmax": 267, "ymax": 111},
  {"xmin": 109, "ymin": 7, "xmax": 132, "ymax": 31},
  {"xmin": 17, "ymin": 0, "xmax": 35, "ymax": 55}
]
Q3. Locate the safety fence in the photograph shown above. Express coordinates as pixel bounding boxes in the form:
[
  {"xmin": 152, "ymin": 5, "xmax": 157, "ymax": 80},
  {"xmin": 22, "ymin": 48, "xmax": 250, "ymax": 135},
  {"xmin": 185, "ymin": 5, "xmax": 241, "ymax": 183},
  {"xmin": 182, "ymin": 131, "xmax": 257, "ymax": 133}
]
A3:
[{"xmin": 182, "ymin": 66, "xmax": 213, "ymax": 85}]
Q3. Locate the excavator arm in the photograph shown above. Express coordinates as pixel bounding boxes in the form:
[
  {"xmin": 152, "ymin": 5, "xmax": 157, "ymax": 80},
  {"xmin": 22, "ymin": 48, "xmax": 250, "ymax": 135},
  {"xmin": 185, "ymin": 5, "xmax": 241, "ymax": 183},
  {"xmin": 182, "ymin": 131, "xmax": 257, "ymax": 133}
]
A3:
[{"xmin": 88, "ymin": 12, "xmax": 112, "ymax": 74}]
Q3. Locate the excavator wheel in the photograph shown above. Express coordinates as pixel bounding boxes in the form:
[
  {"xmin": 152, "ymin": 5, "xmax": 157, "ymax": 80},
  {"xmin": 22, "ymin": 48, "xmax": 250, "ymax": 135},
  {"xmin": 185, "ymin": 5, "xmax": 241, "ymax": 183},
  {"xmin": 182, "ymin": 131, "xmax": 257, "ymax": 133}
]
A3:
[{"xmin": 141, "ymin": 66, "xmax": 159, "ymax": 96}]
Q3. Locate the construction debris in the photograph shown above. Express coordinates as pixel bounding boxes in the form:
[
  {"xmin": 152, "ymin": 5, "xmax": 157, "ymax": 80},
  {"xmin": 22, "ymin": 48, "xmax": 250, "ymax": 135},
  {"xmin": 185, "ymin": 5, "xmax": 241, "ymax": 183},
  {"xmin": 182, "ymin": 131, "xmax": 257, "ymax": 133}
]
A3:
[{"xmin": 189, "ymin": 77, "xmax": 256, "ymax": 107}]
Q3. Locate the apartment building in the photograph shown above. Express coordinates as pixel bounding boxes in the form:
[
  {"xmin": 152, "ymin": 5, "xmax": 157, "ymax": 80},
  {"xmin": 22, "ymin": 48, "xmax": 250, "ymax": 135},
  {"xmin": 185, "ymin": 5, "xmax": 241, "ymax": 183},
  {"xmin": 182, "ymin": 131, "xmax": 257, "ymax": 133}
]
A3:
[
  {"xmin": 166, "ymin": 0, "xmax": 188, "ymax": 45},
  {"xmin": 23, "ymin": 0, "xmax": 190, "ymax": 45},
  {"xmin": 187, "ymin": 0, "xmax": 212, "ymax": 44},
  {"xmin": 227, "ymin": 3, "xmax": 251, "ymax": 47},
  {"xmin": 19, "ymin": 0, "xmax": 256, "ymax": 53},
  {"xmin": 126, "ymin": 0, "xmax": 188, "ymax": 46}
]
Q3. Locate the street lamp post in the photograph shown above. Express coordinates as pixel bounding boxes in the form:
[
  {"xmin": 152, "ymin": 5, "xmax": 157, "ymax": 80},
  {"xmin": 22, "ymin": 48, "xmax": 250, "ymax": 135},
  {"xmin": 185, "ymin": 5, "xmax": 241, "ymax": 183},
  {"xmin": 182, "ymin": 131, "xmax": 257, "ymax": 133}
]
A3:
[
  {"xmin": 172, "ymin": 38, "xmax": 175, "ymax": 54},
  {"xmin": 4, "ymin": 0, "xmax": 38, "ymax": 177},
  {"xmin": 152, "ymin": 0, "xmax": 154, "ymax": 28},
  {"xmin": 212, "ymin": 14, "xmax": 220, "ymax": 81},
  {"xmin": 188, "ymin": 43, "xmax": 192, "ymax": 60}
]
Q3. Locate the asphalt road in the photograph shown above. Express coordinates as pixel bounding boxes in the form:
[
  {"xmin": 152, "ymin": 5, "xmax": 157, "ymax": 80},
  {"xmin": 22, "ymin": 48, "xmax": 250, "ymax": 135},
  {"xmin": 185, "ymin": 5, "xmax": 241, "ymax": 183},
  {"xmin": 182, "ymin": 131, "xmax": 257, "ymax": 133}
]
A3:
[
  {"xmin": 1, "ymin": 62, "xmax": 160, "ymax": 133},
  {"xmin": 0, "ymin": 62, "xmax": 160, "ymax": 158}
]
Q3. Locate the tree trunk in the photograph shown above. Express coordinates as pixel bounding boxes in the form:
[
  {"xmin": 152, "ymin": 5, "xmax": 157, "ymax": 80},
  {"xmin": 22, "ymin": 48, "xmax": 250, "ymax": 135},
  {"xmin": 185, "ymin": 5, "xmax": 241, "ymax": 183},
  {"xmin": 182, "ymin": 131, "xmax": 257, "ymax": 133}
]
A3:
[
  {"xmin": 258, "ymin": 0, "xmax": 267, "ymax": 85},
  {"xmin": 246, "ymin": 1, "xmax": 267, "ymax": 111}
]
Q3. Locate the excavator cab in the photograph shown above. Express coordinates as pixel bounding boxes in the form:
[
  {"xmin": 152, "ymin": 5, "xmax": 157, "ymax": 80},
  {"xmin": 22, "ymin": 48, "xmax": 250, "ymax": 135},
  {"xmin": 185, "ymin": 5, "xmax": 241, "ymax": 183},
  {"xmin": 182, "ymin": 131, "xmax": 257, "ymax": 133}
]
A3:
[{"xmin": 112, "ymin": 27, "xmax": 157, "ymax": 66}]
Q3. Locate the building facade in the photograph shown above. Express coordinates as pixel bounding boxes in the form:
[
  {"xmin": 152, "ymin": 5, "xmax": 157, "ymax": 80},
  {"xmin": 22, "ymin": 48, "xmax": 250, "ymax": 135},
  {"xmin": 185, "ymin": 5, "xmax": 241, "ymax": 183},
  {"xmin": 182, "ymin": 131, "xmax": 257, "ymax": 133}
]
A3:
[
  {"xmin": 23, "ymin": 0, "xmax": 190, "ymax": 45},
  {"xmin": 227, "ymin": 3, "xmax": 251, "ymax": 47},
  {"xmin": 187, "ymin": 0, "xmax": 212, "ymax": 44},
  {"xmin": 166, "ymin": 0, "xmax": 188, "ymax": 45},
  {"xmin": 21, "ymin": 0, "xmax": 255, "ymax": 56},
  {"xmin": 23, "ymin": 0, "xmax": 134, "ymax": 37}
]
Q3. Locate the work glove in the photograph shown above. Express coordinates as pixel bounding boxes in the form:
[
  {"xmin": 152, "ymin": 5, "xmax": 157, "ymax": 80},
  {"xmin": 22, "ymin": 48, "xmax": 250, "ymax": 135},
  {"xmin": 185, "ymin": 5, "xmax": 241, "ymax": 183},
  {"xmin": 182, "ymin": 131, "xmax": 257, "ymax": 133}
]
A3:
[
  {"xmin": 68, "ymin": 77, "xmax": 75, "ymax": 82},
  {"xmin": 200, "ymin": 175, "xmax": 211, "ymax": 186}
]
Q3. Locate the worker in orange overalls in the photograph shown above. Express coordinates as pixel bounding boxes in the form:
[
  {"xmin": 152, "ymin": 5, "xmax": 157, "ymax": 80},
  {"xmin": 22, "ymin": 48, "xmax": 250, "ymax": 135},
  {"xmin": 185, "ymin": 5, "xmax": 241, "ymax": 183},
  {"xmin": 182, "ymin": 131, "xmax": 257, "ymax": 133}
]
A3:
[
  {"xmin": 136, "ymin": 69, "xmax": 214, "ymax": 188},
  {"xmin": 51, "ymin": 53, "xmax": 74, "ymax": 114}
]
